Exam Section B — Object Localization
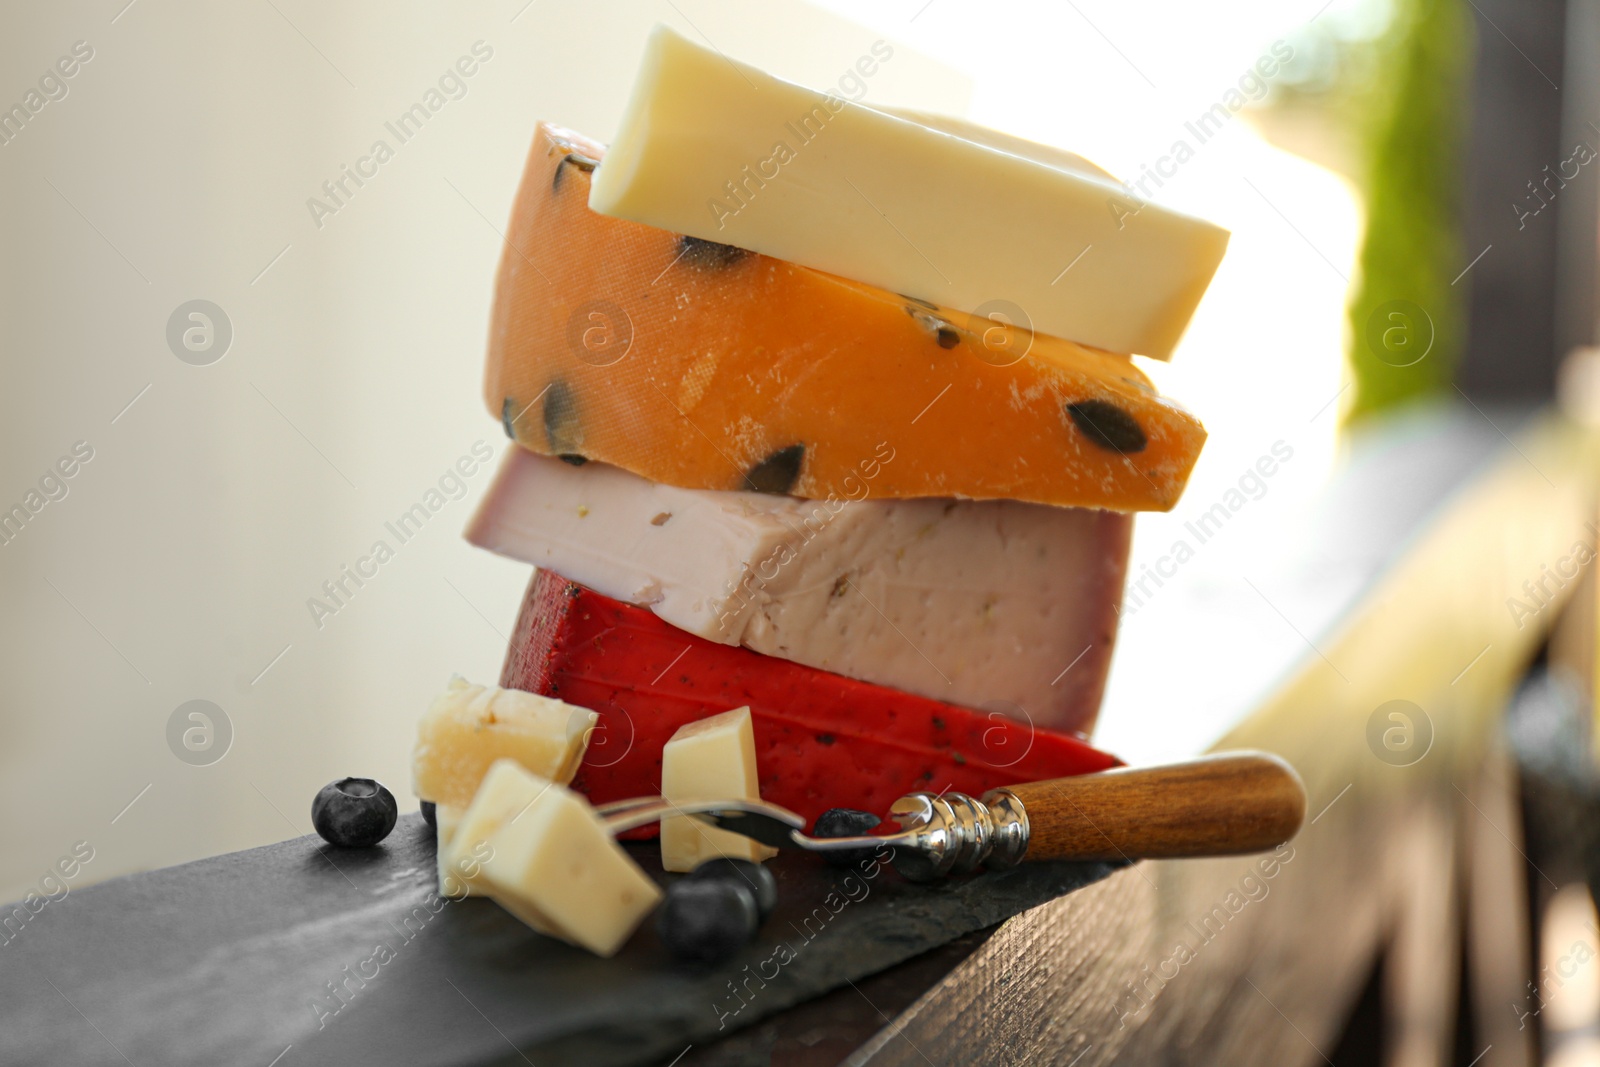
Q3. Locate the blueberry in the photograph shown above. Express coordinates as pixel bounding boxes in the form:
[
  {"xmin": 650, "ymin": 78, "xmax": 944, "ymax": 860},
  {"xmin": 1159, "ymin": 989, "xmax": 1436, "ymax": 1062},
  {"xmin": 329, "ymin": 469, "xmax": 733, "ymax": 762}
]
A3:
[
  {"xmin": 420, "ymin": 800, "xmax": 437, "ymax": 830},
  {"xmin": 311, "ymin": 778, "xmax": 398, "ymax": 848},
  {"xmin": 688, "ymin": 858, "xmax": 776, "ymax": 923},
  {"xmin": 811, "ymin": 808, "xmax": 881, "ymax": 869},
  {"xmin": 657, "ymin": 878, "xmax": 759, "ymax": 964}
]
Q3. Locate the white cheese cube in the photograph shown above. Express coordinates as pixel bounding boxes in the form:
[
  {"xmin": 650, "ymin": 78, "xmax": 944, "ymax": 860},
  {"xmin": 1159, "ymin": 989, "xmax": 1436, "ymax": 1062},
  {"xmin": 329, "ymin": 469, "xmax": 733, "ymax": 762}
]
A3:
[
  {"xmin": 412, "ymin": 675, "xmax": 596, "ymax": 808},
  {"xmin": 660, "ymin": 707, "xmax": 777, "ymax": 872},
  {"xmin": 476, "ymin": 763, "xmax": 662, "ymax": 957}
]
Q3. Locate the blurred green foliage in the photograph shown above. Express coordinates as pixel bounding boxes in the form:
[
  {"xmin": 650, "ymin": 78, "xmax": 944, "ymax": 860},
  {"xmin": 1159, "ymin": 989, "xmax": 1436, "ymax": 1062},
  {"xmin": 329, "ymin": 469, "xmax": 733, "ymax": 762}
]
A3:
[{"xmin": 1344, "ymin": 0, "xmax": 1474, "ymax": 423}]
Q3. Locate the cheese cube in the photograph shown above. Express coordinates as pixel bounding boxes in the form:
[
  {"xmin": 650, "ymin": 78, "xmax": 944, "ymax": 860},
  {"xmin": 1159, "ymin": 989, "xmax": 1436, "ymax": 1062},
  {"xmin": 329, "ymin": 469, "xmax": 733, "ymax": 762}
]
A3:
[
  {"xmin": 436, "ymin": 804, "xmax": 512, "ymax": 905},
  {"xmin": 440, "ymin": 762, "xmax": 566, "ymax": 934},
  {"xmin": 475, "ymin": 762, "xmax": 662, "ymax": 957},
  {"xmin": 660, "ymin": 707, "xmax": 777, "ymax": 872},
  {"xmin": 412, "ymin": 675, "xmax": 596, "ymax": 808},
  {"xmin": 435, "ymin": 804, "xmax": 474, "ymax": 897}
]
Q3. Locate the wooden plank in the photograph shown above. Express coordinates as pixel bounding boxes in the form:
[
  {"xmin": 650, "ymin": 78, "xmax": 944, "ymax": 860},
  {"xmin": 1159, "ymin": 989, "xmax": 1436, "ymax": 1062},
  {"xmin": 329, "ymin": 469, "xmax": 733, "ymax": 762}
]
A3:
[
  {"xmin": 1461, "ymin": 745, "xmax": 1537, "ymax": 1067},
  {"xmin": 673, "ymin": 930, "xmax": 999, "ymax": 1067}
]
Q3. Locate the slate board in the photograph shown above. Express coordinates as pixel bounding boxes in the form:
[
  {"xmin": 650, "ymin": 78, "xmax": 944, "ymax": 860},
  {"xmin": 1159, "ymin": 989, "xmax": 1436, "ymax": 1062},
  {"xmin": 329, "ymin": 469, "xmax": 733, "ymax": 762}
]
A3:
[{"xmin": 0, "ymin": 812, "xmax": 1117, "ymax": 1066}]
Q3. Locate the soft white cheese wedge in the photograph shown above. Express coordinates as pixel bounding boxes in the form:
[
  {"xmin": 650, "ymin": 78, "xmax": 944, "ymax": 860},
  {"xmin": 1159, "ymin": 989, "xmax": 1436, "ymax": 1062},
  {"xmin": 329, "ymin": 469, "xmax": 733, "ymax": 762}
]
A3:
[
  {"xmin": 412, "ymin": 676, "xmax": 596, "ymax": 809},
  {"xmin": 465, "ymin": 448, "xmax": 1132, "ymax": 734},
  {"xmin": 660, "ymin": 707, "xmax": 778, "ymax": 872},
  {"xmin": 470, "ymin": 760, "xmax": 663, "ymax": 957},
  {"xmin": 588, "ymin": 25, "xmax": 1229, "ymax": 360}
]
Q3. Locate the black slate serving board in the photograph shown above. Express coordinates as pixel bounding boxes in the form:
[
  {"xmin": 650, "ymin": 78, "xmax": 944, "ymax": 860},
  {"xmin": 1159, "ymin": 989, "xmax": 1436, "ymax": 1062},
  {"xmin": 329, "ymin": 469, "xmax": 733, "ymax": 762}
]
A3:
[{"xmin": 0, "ymin": 813, "xmax": 1117, "ymax": 1066}]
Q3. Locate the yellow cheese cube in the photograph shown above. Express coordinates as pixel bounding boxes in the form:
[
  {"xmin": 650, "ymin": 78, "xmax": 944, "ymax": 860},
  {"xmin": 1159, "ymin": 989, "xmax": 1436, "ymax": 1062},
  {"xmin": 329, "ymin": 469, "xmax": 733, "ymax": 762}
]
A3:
[
  {"xmin": 441, "ymin": 762, "xmax": 562, "ymax": 933},
  {"xmin": 435, "ymin": 804, "xmax": 474, "ymax": 897},
  {"xmin": 412, "ymin": 675, "xmax": 596, "ymax": 808},
  {"xmin": 436, "ymin": 805, "xmax": 511, "ymax": 905},
  {"xmin": 660, "ymin": 707, "xmax": 777, "ymax": 872},
  {"xmin": 477, "ymin": 764, "xmax": 662, "ymax": 957}
]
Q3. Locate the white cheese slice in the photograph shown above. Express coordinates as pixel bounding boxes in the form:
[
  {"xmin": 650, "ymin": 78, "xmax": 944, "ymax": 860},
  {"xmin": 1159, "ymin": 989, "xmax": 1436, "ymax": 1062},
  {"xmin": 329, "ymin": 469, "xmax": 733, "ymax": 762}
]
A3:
[
  {"xmin": 659, "ymin": 707, "xmax": 778, "ymax": 873},
  {"xmin": 412, "ymin": 675, "xmax": 596, "ymax": 809},
  {"xmin": 471, "ymin": 760, "xmax": 662, "ymax": 957},
  {"xmin": 588, "ymin": 25, "xmax": 1229, "ymax": 360},
  {"xmin": 880, "ymin": 107, "xmax": 1117, "ymax": 185},
  {"xmin": 465, "ymin": 448, "xmax": 1131, "ymax": 735}
]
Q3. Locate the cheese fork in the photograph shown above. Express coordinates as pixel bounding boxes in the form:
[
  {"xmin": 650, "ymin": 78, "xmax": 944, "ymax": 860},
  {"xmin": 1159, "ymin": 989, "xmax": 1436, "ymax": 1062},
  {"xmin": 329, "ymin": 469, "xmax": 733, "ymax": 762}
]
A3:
[{"xmin": 594, "ymin": 751, "xmax": 1306, "ymax": 882}]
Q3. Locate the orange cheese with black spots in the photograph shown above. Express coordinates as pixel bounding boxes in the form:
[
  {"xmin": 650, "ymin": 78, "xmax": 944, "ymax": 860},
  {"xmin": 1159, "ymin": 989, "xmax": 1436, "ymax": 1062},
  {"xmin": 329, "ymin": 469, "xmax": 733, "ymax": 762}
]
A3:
[{"xmin": 484, "ymin": 122, "xmax": 1207, "ymax": 512}]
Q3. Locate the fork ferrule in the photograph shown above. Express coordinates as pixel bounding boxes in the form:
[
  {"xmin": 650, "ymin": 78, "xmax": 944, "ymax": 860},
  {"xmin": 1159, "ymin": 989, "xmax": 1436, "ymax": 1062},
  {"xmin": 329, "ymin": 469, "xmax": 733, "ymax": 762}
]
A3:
[{"xmin": 887, "ymin": 789, "xmax": 1031, "ymax": 881}]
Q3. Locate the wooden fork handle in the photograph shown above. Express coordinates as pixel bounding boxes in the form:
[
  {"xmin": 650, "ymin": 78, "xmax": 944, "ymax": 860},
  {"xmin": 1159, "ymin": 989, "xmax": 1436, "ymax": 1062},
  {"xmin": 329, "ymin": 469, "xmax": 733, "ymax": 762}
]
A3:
[{"xmin": 987, "ymin": 751, "xmax": 1307, "ymax": 862}]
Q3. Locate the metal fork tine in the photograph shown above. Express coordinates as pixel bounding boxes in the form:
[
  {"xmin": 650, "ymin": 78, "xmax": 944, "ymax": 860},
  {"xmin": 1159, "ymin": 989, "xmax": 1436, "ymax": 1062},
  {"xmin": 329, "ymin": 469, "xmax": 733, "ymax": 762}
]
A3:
[
  {"xmin": 596, "ymin": 795, "xmax": 809, "ymax": 840},
  {"xmin": 593, "ymin": 793, "xmax": 909, "ymax": 854}
]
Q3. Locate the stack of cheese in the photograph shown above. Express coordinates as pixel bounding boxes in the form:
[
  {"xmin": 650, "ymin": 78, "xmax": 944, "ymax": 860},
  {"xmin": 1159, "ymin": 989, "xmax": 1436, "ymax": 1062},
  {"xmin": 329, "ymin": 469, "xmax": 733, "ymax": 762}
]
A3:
[{"xmin": 438, "ymin": 27, "xmax": 1228, "ymax": 951}]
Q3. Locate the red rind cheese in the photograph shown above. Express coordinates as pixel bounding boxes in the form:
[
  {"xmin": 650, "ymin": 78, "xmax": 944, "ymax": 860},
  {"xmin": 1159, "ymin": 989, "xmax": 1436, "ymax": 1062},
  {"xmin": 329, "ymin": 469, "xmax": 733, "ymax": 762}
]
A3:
[{"xmin": 501, "ymin": 569, "xmax": 1122, "ymax": 834}]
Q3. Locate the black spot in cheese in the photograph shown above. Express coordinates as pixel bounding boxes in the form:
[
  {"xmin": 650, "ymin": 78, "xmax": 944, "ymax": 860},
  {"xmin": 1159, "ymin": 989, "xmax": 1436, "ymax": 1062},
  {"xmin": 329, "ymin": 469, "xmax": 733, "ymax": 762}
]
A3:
[
  {"xmin": 741, "ymin": 444, "xmax": 805, "ymax": 495},
  {"xmin": 906, "ymin": 306, "xmax": 961, "ymax": 349},
  {"xmin": 1066, "ymin": 400, "xmax": 1148, "ymax": 455},
  {"xmin": 551, "ymin": 151, "xmax": 598, "ymax": 193},
  {"xmin": 678, "ymin": 235, "xmax": 749, "ymax": 270},
  {"xmin": 543, "ymin": 380, "xmax": 584, "ymax": 458}
]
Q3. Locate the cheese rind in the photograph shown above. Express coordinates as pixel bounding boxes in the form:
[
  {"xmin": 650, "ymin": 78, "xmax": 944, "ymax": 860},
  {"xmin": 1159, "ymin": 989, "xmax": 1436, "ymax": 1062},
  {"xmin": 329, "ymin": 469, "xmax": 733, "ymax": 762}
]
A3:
[
  {"xmin": 475, "ymin": 761, "xmax": 663, "ymax": 957},
  {"xmin": 588, "ymin": 26, "xmax": 1229, "ymax": 360},
  {"xmin": 412, "ymin": 675, "xmax": 596, "ymax": 809},
  {"xmin": 486, "ymin": 123, "xmax": 1207, "ymax": 513},
  {"xmin": 468, "ymin": 447, "xmax": 1130, "ymax": 731},
  {"xmin": 659, "ymin": 707, "xmax": 777, "ymax": 872},
  {"xmin": 502, "ymin": 570, "xmax": 1125, "ymax": 834}
]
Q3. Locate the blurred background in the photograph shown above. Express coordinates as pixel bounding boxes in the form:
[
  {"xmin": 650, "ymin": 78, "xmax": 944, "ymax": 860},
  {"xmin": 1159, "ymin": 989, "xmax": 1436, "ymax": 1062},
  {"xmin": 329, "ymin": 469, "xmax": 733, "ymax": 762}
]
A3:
[{"xmin": 4, "ymin": 0, "xmax": 1600, "ymax": 1060}]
